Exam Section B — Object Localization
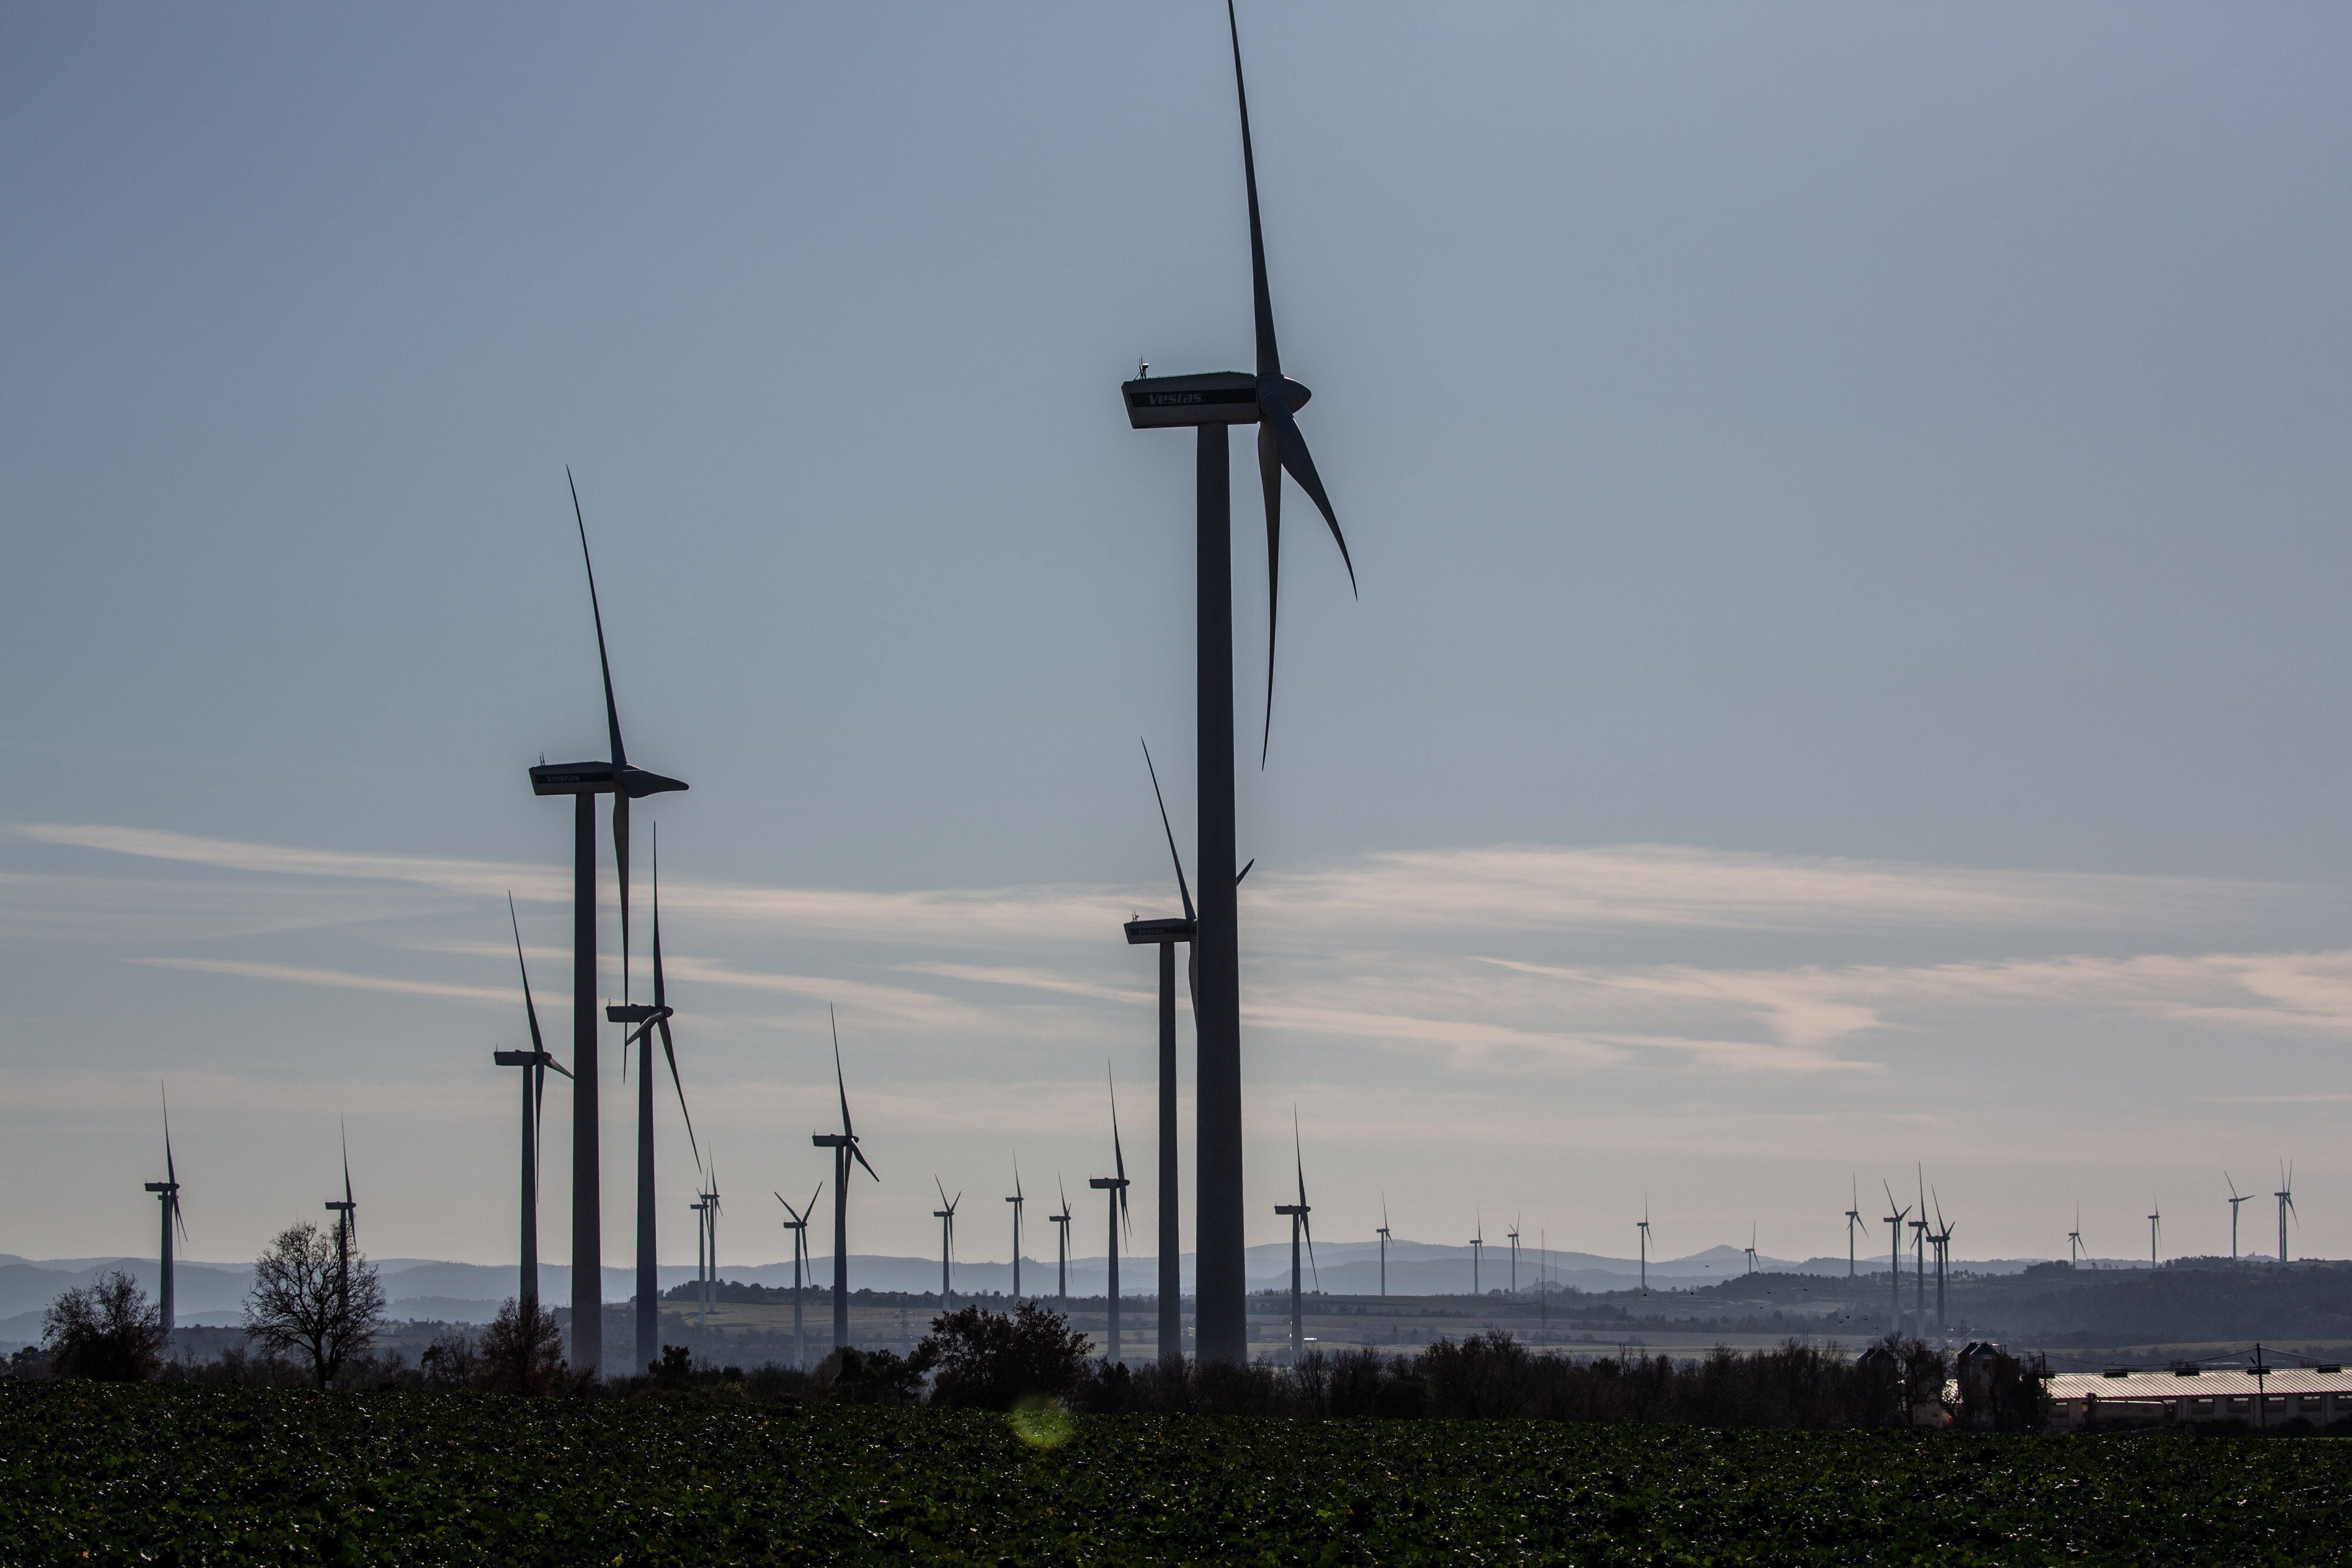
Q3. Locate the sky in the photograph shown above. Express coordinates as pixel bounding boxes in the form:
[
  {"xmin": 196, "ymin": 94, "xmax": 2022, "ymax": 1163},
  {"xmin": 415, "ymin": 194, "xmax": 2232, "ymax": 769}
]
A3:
[{"xmin": 4, "ymin": 2, "xmax": 2350, "ymax": 1277}]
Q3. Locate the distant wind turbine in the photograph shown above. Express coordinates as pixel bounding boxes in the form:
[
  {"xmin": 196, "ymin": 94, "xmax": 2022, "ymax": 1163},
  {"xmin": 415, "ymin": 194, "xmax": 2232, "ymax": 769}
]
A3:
[
  {"xmin": 1050, "ymin": 1177, "xmax": 1074, "ymax": 1306},
  {"xmin": 1115, "ymin": 0, "xmax": 1359, "ymax": 1365},
  {"xmin": 1844, "ymin": 1176, "xmax": 1863, "ymax": 1280},
  {"xmin": 1930, "ymin": 1189, "xmax": 1955, "ymax": 1334},
  {"xmin": 323, "ymin": 1122, "xmax": 358, "ymax": 1318},
  {"xmin": 1743, "ymin": 1223, "xmax": 1758, "ymax": 1278},
  {"xmin": 1882, "ymin": 1182, "xmax": 1911, "ymax": 1332},
  {"xmin": 1376, "ymin": 1196, "xmax": 1392, "ymax": 1300},
  {"xmin": 1271, "ymin": 1110, "xmax": 1315, "ymax": 1362},
  {"xmin": 527, "ymin": 470, "xmax": 687, "ymax": 1377},
  {"xmin": 2147, "ymin": 1195, "xmax": 2161, "ymax": 1268},
  {"xmin": 1005, "ymin": 1163, "xmax": 1025, "ymax": 1303},
  {"xmin": 933, "ymin": 1178, "xmax": 961, "ymax": 1309},
  {"xmin": 811, "ymin": 1009, "xmax": 877, "ymax": 1350},
  {"xmin": 774, "ymin": 1185, "xmax": 820, "ymax": 1371},
  {"xmin": 1088, "ymin": 1070, "xmax": 1134, "ymax": 1364},
  {"xmin": 2226, "ymin": 1172, "xmax": 2253, "ymax": 1262},
  {"xmin": 1637, "ymin": 1200, "xmax": 1652, "ymax": 1295},
  {"xmin": 493, "ymin": 895, "xmax": 571, "ymax": 1312},
  {"xmin": 2276, "ymin": 1162, "xmax": 2296, "ymax": 1263},
  {"xmin": 1469, "ymin": 1215, "xmax": 1485, "ymax": 1296},
  {"xmin": 607, "ymin": 830, "xmax": 698, "ymax": 1372},
  {"xmin": 1507, "ymin": 1219, "xmax": 1521, "ymax": 1297},
  {"xmin": 1125, "ymin": 740, "xmax": 1197, "ymax": 1368},
  {"xmin": 142, "ymin": 1086, "xmax": 186, "ymax": 1333},
  {"xmin": 2068, "ymin": 1204, "xmax": 2086, "ymax": 1267}
]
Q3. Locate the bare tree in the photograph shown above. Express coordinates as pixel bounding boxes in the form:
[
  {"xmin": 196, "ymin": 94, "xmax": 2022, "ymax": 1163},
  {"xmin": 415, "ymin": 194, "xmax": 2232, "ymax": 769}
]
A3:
[
  {"xmin": 243, "ymin": 1221, "xmax": 386, "ymax": 1389},
  {"xmin": 43, "ymin": 1271, "xmax": 167, "ymax": 1381},
  {"xmin": 475, "ymin": 1296, "xmax": 566, "ymax": 1395}
]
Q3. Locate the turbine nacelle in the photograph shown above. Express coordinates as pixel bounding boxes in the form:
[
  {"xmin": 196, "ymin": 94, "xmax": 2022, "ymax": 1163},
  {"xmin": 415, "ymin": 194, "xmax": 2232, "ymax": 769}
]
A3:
[
  {"xmin": 530, "ymin": 760, "xmax": 689, "ymax": 798},
  {"xmin": 1121, "ymin": 370, "xmax": 1313, "ymax": 430},
  {"xmin": 1124, "ymin": 915, "xmax": 1198, "ymax": 945}
]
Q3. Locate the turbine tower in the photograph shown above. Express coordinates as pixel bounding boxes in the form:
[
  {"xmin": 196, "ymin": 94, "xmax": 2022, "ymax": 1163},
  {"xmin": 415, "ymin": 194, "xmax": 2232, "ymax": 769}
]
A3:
[
  {"xmin": 1271, "ymin": 1110, "xmax": 1315, "ymax": 1362},
  {"xmin": 1507, "ymin": 1219, "xmax": 1521, "ymax": 1296},
  {"xmin": 1088, "ymin": 1071, "xmax": 1133, "ymax": 1364},
  {"xmin": 141, "ymin": 1088, "xmax": 185, "ymax": 1333},
  {"xmin": 697, "ymin": 1165, "xmax": 722, "ymax": 1327},
  {"xmin": 1930, "ymin": 1190, "xmax": 1954, "ymax": 1334},
  {"xmin": 1117, "ymin": 0, "xmax": 1358, "ymax": 1365},
  {"xmin": 1376, "ymin": 1196, "xmax": 1392, "ymax": 1300},
  {"xmin": 1636, "ymin": 1200, "xmax": 1652, "ymax": 1295},
  {"xmin": 1005, "ymin": 1164, "xmax": 1025, "ymax": 1302},
  {"xmin": 323, "ymin": 1122, "xmax": 357, "ymax": 1317},
  {"xmin": 1125, "ymin": 740, "xmax": 1197, "ymax": 1368},
  {"xmin": 493, "ymin": 895, "xmax": 571, "ymax": 1312},
  {"xmin": 1469, "ymin": 1216, "xmax": 1485, "ymax": 1296},
  {"xmin": 1910, "ymin": 1169, "xmax": 1929, "ymax": 1328},
  {"xmin": 2276, "ymin": 1162, "xmax": 2296, "ymax": 1263},
  {"xmin": 2147, "ymin": 1195, "xmax": 2161, "ymax": 1268},
  {"xmin": 690, "ymin": 1188, "xmax": 710, "ymax": 1326},
  {"xmin": 932, "ymin": 1179, "xmax": 961, "ymax": 1308},
  {"xmin": 774, "ymin": 1185, "xmax": 819, "ymax": 1371},
  {"xmin": 607, "ymin": 828, "xmax": 698, "ymax": 1372},
  {"xmin": 1050, "ymin": 1178, "xmax": 1074, "ymax": 1306},
  {"xmin": 527, "ymin": 470, "xmax": 687, "ymax": 1376},
  {"xmin": 1882, "ymin": 1182, "xmax": 1910, "ymax": 1332},
  {"xmin": 811, "ymin": 1009, "xmax": 878, "ymax": 1349},
  {"xmin": 2226, "ymin": 1172, "xmax": 2252, "ymax": 1261},
  {"xmin": 1844, "ymin": 1176, "xmax": 1863, "ymax": 1279},
  {"xmin": 1743, "ymin": 1223, "xmax": 1758, "ymax": 1277}
]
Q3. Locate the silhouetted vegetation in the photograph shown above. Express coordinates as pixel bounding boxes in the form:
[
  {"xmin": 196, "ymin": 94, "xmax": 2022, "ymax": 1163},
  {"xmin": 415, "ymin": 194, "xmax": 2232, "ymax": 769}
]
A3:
[
  {"xmin": 922, "ymin": 1301, "xmax": 1093, "ymax": 1410},
  {"xmin": 39, "ymin": 1272, "xmax": 166, "ymax": 1382},
  {"xmin": 243, "ymin": 1221, "xmax": 388, "ymax": 1389}
]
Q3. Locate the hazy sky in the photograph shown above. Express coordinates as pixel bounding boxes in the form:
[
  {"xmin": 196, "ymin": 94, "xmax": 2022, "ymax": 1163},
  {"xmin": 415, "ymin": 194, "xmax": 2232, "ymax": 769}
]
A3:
[{"xmin": 5, "ymin": 4, "xmax": 2349, "ymax": 1275}]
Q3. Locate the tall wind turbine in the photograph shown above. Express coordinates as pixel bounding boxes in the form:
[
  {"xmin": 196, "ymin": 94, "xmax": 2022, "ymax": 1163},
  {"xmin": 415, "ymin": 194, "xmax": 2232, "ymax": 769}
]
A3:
[
  {"xmin": 1930, "ymin": 1190, "xmax": 1954, "ymax": 1334},
  {"xmin": 1117, "ymin": 0, "xmax": 1359, "ymax": 1366},
  {"xmin": 1508, "ymin": 1219, "xmax": 1521, "ymax": 1296},
  {"xmin": 1271, "ymin": 1110, "xmax": 1315, "ymax": 1362},
  {"xmin": 323, "ymin": 1122, "xmax": 357, "ymax": 1316},
  {"xmin": 1088, "ymin": 1071, "xmax": 1133, "ymax": 1364},
  {"xmin": 774, "ymin": 1185, "xmax": 819, "ymax": 1371},
  {"xmin": 608, "ymin": 828, "xmax": 698, "ymax": 1372},
  {"xmin": 1005, "ymin": 1164, "xmax": 1025, "ymax": 1303},
  {"xmin": 1126, "ymin": 740, "xmax": 1197, "ymax": 1367},
  {"xmin": 811, "ymin": 1009, "xmax": 877, "ymax": 1350},
  {"xmin": 697, "ymin": 1165, "xmax": 722, "ymax": 1327},
  {"xmin": 1469, "ymin": 1216, "xmax": 1485, "ymax": 1296},
  {"xmin": 2068, "ymin": 1205, "xmax": 2085, "ymax": 1266},
  {"xmin": 2276, "ymin": 1162, "xmax": 2296, "ymax": 1263},
  {"xmin": 2147, "ymin": 1195, "xmax": 2161, "ymax": 1268},
  {"xmin": 2226, "ymin": 1172, "xmax": 2253, "ymax": 1261},
  {"xmin": 527, "ymin": 470, "xmax": 687, "ymax": 1377},
  {"xmin": 1882, "ymin": 1182, "xmax": 1910, "ymax": 1332},
  {"xmin": 1743, "ymin": 1223, "xmax": 1758, "ymax": 1277},
  {"xmin": 933, "ymin": 1178, "xmax": 961, "ymax": 1308},
  {"xmin": 493, "ymin": 895, "xmax": 570, "ymax": 1312},
  {"xmin": 142, "ymin": 1088, "xmax": 186, "ymax": 1333},
  {"xmin": 1376, "ymin": 1196, "xmax": 1392, "ymax": 1299},
  {"xmin": 1051, "ymin": 1177, "xmax": 1074, "ymax": 1306},
  {"xmin": 1636, "ymin": 1200, "xmax": 1652, "ymax": 1295},
  {"xmin": 1844, "ymin": 1176, "xmax": 1863, "ymax": 1279},
  {"xmin": 1909, "ymin": 1169, "xmax": 1929, "ymax": 1328},
  {"xmin": 690, "ymin": 1188, "xmax": 710, "ymax": 1326}
]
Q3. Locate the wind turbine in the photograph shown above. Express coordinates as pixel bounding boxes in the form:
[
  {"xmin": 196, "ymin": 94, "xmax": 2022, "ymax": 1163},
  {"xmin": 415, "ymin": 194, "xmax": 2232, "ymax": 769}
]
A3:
[
  {"xmin": 1930, "ymin": 1190, "xmax": 1954, "ymax": 1335},
  {"xmin": 2226, "ymin": 1172, "xmax": 2253, "ymax": 1261},
  {"xmin": 774, "ymin": 1185, "xmax": 819, "ymax": 1371},
  {"xmin": 1050, "ymin": 1177, "xmax": 1074, "ymax": 1306},
  {"xmin": 1507, "ymin": 1219, "xmax": 1521, "ymax": 1296},
  {"xmin": 933, "ymin": 1178, "xmax": 961, "ymax": 1308},
  {"xmin": 1005, "ymin": 1164, "xmax": 1025, "ymax": 1303},
  {"xmin": 1125, "ymin": 740, "xmax": 1198, "ymax": 1367},
  {"xmin": 2276, "ymin": 1162, "xmax": 2296, "ymax": 1263},
  {"xmin": 811, "ymin": 1008, "xmax": 877, "ymax": 1350},
  {"xmin": 1844, "ymin": 1175, "xmax": 1863, "ymax": 1279},
  {"xmin": 699, "ymin": 1165, "xmax": 722, "ymax": 1327},
  {"xmin": 1088, "ymin": 1071, "xmax": 1133, "ymax": 1364},
  {"xmin": 527, "ymin": 470, "xmax": 687, "ymax": 1377},
  {"xmin": 141, "ymin": 1087, "xmax": 186, "ymax": 1333},
  {"xmin": 1637, "ymin": 1200, "xmax": 1652, "ymax": 1295},
  {"xmin": 1271, "ymin": 1110, "xmax": 1315, "ymax": 1362},
  {"xmin": 323, "ymin": 1121, "xmax": 357, "ymax": 1317},
  {"xmin": 493, "ymin": 895, "xmax": 571, "ymax": 1312},
  {"xmin": 608, "ymin": 828, "xmax": 697, "ymax": 1370},
  {"xmin": 1743, "ymin": 1223, "xmax": 1758, "ymax": 1277},
  {"xmin": 1117, "ymin": 0, "xmax": 1359, "ymax": 1366},
  {"xmin": 1376, "ymin": 1196, "xmax": 1392, "ymax": 1299},
  {"xmin": 2067, "ymin": 1204, "xmax": 2086, "ymax": 1266},
  {"xmin": 1469, "ymin": 1216, "xmax": 1485, "ymax": 1296},
  {"xmin": 2148, "ymin": 1195, "xmax": 2161, "ymax": 1268},
  {"xmin": 1882, "ymin": 1182, "xmax": 1910, "ymax": 1332},
  {"xmin": 690, "ymin": 1189, "xmax": 709, "ymax": 1326}
]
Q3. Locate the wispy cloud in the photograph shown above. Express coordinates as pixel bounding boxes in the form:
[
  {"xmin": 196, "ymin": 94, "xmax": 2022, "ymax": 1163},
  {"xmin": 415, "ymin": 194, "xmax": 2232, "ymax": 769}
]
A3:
[{"xmin": 132, "ymin": 958, "xmax": 519, "ymax": 1007}]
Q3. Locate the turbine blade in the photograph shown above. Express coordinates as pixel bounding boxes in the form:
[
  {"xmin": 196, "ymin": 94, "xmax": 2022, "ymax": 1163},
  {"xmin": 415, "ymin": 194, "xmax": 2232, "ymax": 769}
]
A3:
[
  {"xmin": 831, "ymin": 1006, "xmax": 853, "ymax": 1140},
  {"xmin": 1228, "ymin": 0, "xmax": 1277, "ymax": 382},
  {"xmin": 650, "ymin": 825, "xmax": 666, "ymax": 1010},
  {"xmin": 568, "ymin": 466, "xmax": 626, "ymax": 770},
  {"xmin": 1237, "ymin": 858, "xmax": 1254, "ymax": 885},
  {"xmin": 659, "ymin": 1016, "xmax": 699, "ymax": 1171},
  {"xmin": 1140, "ymin": 739, "xmax": 1195, "ymax": 924},
  {"xmin": 1257, "ymin": 419, "xmax": 1282, "ymax": 768},
  {"xmin": 509, "ymin": 895, "xmax": 546, "ymax": 1057},
  {"xmin": 1269, "ymin": 398, "xmax": 1352, "ymax": 591},
  {"xmin": 852, "ymin": 1142, "xmax": 879, "ymax": 1183},
  {"xmin": 613, "ymin": 793, "xmax": 631, "ymax": 1001}
]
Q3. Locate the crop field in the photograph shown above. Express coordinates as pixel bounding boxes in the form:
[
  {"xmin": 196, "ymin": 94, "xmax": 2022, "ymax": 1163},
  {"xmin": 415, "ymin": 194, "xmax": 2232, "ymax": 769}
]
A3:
[{"xmin": 5, "ymin": 1381, "xmax": 2347, "ymax": 1564}]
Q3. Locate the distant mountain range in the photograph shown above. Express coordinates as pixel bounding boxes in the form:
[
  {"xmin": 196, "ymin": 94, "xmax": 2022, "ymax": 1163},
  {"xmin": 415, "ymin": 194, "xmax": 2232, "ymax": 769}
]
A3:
[{"xmin": 0, "ymin": 1242, "xmax": 2053, "ymax": 1348}]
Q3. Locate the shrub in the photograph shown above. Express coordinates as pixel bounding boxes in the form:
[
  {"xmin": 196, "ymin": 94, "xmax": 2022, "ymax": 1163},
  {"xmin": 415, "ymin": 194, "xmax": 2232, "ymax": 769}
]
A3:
[
  {"xmin": 922, "ymin": 1303, "xmax": 1093, "ymax": 1410},
  {"xmin": 41, "ymin": 1272, "xmax": 166, "ymax": 1382}
]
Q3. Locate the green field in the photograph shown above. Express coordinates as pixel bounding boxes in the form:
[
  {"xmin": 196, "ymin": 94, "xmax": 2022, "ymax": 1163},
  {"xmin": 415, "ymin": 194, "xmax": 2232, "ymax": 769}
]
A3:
[{"xmin": 4, "ymin": 1382, "xmax": 2346, "ymax": 1564}]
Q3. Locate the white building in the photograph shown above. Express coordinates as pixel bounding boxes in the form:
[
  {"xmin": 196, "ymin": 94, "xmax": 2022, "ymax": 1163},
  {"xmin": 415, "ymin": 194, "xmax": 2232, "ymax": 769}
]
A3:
[{"xmin": 2044, "ymin": 1367, "xmax": 2351, "ymax": 1430}]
